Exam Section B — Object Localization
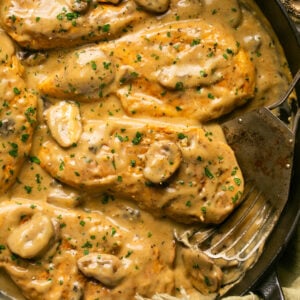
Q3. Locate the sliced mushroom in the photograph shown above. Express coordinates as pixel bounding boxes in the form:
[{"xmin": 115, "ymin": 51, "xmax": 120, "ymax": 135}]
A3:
[
  {"xmin": 67, "ymin": 0, "xmax": 90, "ymax": 12},
  {"xmin": 17, "ymin": 50, "xmax": 48, "ymax": 66},
  {"xmin": 47, "ymin": 183, "xmax": 82, "ymax": 208},
  {"xmin": 242, "ymin": 34, "xmax": 262, "ymax": 53},
  {"xmin": 117, "ymin": 65, "xmax": 139, "ymax": 85},
  {"xmin": 134, "ymin": 0, "xmax": 170, "ymax": 13},
  {"xmin": 0, "ymin": 119, "xmax": 15, "ymax": 136},
  {"xmin": 143, "ymin": 140, "xmax": 182, "ymax": 184},
  {"xmin": 44, "ymin": 101, "xmax": 82, "ymax": 148},
  {"xmin": 203, "ymin": 0, "xmax": 242, "ymax": 28},
  {"xmin": 181, "ymin": 247, "xmax": 223, "ymax": 294},
  {"xmin": 7, "ymin": 213, "xmax": 56, "ymax": 259},
  {"xmin": 122, "ymin": 206, "xmax": 141, "ymax": 221},
  {"xmin": 77, "ymin": 253, "xmax": 127, "ymax": 286}
]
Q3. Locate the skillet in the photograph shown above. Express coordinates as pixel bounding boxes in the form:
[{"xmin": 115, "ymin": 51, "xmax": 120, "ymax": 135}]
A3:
[{"xmin": 224, "ymin": 0, "xmax": 300, "ymax": 298}]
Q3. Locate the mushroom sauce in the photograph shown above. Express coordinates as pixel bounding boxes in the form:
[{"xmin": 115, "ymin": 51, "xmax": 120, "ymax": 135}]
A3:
[{"xmin": 0, "ymin": 0, "xmax": 292, "ymax": 299}]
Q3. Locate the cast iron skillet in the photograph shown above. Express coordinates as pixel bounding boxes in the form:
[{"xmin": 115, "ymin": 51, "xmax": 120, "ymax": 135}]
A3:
[{"xmin": 224, "ymin": 0, "xmax": 300, "ymax": 298}]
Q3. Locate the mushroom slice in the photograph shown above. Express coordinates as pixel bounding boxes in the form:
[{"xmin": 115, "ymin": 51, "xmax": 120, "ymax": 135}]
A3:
[
  {"xmin": 143, "ymin": 140, "xmax": 182, "ymax": 184},
  {"xmin": 47, "ymin": 182, "xmax": 82, "ymax": 208},
  {"xmin": 77, "ymin": 253, "xmax": 127, "ymax": 286},
  {"xmin": 17, "ymin": 50, "xmax": 48, "ymax": 66},
  {"xmin": 7, "ymin": 213, "xmax": 55, "ymax": 259},
  {"xmin": 181, "ymin": 247, "xmax": 223, "ymax": 294},
  {"xmin": 203, "ymin": 0, "xmax": 242, "ymax": 28},
  {"xmin": 44, "ymin": 101, "xmax": 82, "ymax": 148},
  {"xmin": 67, "ymin": 0, "xmax": 90, "ymax": 12},
  {"xmin": 134, "ymin": 0, "xmax": 170, "ymax": 13}
]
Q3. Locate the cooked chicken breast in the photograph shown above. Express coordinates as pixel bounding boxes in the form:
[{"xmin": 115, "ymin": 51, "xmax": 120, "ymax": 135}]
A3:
[
  {"xmin": 0, "ymin": 200, "xmax": 222, "ymax": 299},
  {"xmin": 0, "ymin": 0, "xmax": 148, "ymax": 50},
  {"xmin": 38, "ymin": 117, "xmax": 244, "ymax": 224},
  {"xmin": 0, "ymin": 30, "xmax": 37, "ymax": 193},
  {"xmin": 38, "ymin": 19, "xmax": 255, "ymax": 122}
]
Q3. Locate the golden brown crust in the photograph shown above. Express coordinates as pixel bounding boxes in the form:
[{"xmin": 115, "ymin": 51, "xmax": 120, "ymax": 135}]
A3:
[{"xmin": 0, "ymin": 30, "xmax": 37, "ymax": 193}]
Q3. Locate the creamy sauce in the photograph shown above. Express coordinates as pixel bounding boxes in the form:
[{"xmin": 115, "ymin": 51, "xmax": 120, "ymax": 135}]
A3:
[{"xmin": 0, "ymin": 0, "xmax": 292, "ymax": 299}]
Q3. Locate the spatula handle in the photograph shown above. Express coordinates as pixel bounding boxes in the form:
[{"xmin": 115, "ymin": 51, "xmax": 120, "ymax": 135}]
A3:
[{"xmin": 254, "ymin": 270, "xmax": 285, "ymax": 300}]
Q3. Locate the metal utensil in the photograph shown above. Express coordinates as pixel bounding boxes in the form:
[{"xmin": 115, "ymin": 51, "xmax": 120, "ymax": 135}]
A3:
[{"xmin": 175, "ymin": 70, "xmax": 300, "ymax": 291}]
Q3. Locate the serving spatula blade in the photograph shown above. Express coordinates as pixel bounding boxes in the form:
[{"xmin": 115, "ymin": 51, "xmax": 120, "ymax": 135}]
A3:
[{"xmin": 221, "ymin": 106, "xmax": 294, "ymax": 213}]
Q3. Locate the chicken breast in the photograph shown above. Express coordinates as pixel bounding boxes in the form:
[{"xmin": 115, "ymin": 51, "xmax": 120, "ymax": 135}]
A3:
[
  {"xmin": 0, "ymin": 29, "xmax": 37, "ymax": 193},
  {"xmin": 0, "ymin": 199, "xmax": 222, "ymax": 299},
  {"xmin": 38, "ymin": 117, "xmax": 244, "ymax": 224},
  {"xmin": 38, "ymin": 19, "xmax": 255, "ymax": 122},
  {"xmin": 113, "ymin": 20, "xmax": 255, "ymax": 121},
  {"xmin": 0, "ymin": 0, "xmax": 149, "ymax": 50}
]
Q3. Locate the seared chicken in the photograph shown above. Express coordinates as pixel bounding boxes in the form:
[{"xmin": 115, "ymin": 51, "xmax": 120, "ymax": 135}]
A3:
[
  {"xmin": 0, "ymin": 0, "xmax": 243, "ymax": 51},
  {"xmin": 39, "ymin": 19, "xmax": 256, "ymax": 122},
  {"xmin": 0, "ymin": 30, "xmax": 37, "ymax": 193},
  {"xmin": 113, "ymin": 20, "xmax": 255, "ymax": 121},
  {"xmin": 38, "ymin": 117, "xmax": 244, "ymax": 224},
  {"xmin": 0, "ymin": 200, "xmax": 222, "ymax": 299},
  {"xmin": 0, "ymin": 0, "xmax": 149, "ymax": 50}
]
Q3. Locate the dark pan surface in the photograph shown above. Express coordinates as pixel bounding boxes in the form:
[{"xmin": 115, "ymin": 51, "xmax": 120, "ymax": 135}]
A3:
[{"xmin": 224, "ymin": 0, "xmax": 300, "ymax": 296}]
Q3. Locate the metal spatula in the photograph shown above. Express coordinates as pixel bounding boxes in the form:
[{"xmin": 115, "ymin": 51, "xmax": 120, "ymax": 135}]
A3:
[
  {"xmin": 175, "ymin": 70, "xmax": 300, "ymax": 290},
  {"xmin": 221, "ymin": 70, "xmax": 300, "ymax": 222}
]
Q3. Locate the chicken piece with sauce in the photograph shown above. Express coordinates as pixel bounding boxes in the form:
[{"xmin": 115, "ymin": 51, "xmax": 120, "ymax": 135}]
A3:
[
  {"xmin": 0, "ymin": 0, "xmax": 167, "ymax": 50},
  {"xmin": 38, "ymin": 112, "xmax": 244, "ymax": 225},
  {"xmin": 0, "ymin": 200, "xmax": 222, "ymax": 299},
  {"xmin": 0, "ymin": 0, "xmax": 244, "ymax": 52},
  {"xmin": 38, "ymin": 19, "xmax": 255, "ymax": 122},
  {"xmin": 0, "ymin": 29, "xmax": 37, "ymax": 193},
  {"xmin": 113, "ymin": 20, "xmax": 255, "ymax": 121}
]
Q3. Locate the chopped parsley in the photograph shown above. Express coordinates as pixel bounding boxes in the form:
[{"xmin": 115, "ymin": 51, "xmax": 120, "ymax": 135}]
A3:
[
  {"xmin": 208, "ymin": 93, "xmax": 215, "ymax": 99},
  {"xmin": 125, "ymin": 250, "xmax": 133, "ymax": 258},
  {"xmin": 91, "ymin": 60, "xmax": 97, "ymax": 70},
  {"xmin": 175, "ymin": 81, "xmax": 184, "ymax": 91},
  {"xmin": 204, "ymin": 166, "xmax": 214, "ymax": 179},
  {"xmin": 132, "ymin": 131, "xmax": 143, "ymax": 145},
  {"xmin": 177, "ymin": 133, "xmax": 187, "ymax": 140},
  {"xmin": 21, "ymin": 133, "xmax": 30, "ymax": 142},
  {"xmin": 234, "ymin": 177, "xmax": 242, "ymax": 186},
  {"xmin": 8, "ymin": 142, "xmax": 18, "ymax": 158},
  {"xmin": 186, "ymin": 200, "xmax": 192, "ymax": 207},
  {"xmin": 24, "ymin": 185, "xmax": 32, "ymax": 194},
  {"xmin": 29, "ymin": 156, "xmax": 41, "ymax": 164},
  {"xmin": 190, "ymin": 39, "xmax": 201, "ymax": 46},
  {"xmin": 13, "ymin": 87, "xmax": 21, "ymax": 95},
  {"xmin": 101, "ymin": 23, "xmax": 111, "ymax": 33}
]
